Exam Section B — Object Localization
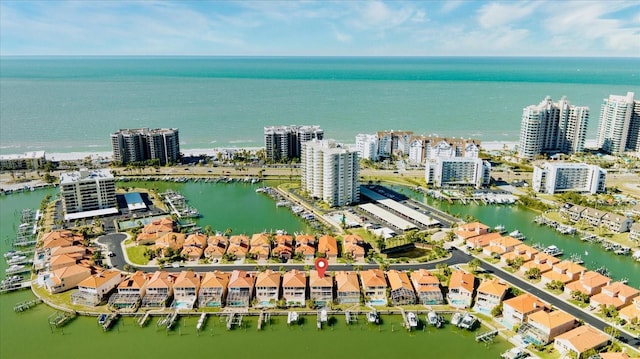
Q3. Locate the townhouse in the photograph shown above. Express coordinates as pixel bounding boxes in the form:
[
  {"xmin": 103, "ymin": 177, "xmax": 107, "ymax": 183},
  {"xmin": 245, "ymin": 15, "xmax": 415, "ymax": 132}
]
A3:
[
  {"xmin": 135, "ymin": 217, "xmax": 174, "ymax": 245},
  {"xmin": 590, "ymin": 281, "xmax": 639, "ymax": 310},
  {"xmin": 473, "ymin": 278, "xmax": 508, "ymax": 314},
  {"xmin": 360, "ymin": 269, "xmax": 388, "ymax": 306},
  {"xmin": 309, "ymin": 270, "xmax": 333, "ymax": 307},
  {"xmin": 294, "ymin": 234, "xmax": 316, "ymax": 261},
  {"xmin": 45, "ymin": 264, "xmax": 92, "ymax": 294},
  {"xmin": 520, "ymin": 310, "xmax": 576, "ymax": 345},
  {"xmin": 181, "ymin": 233, "xmax": 207, "ymax": 261},
  {"xmin": 282, "ymin": 269, "xmax": 306, "ymax": 307},
  {"xmin": 335, "ymin": 271, "xmax": 361, "ymax": 305},
  {"xmin": 204, "ymin": 235, "xmax": 228, "ymax": 262},
  {"xmin": 564, "ymin": 271, "xmax": 611, "ymax": 297},
  {"xmin": 198, "ymin": 271, "xmax": 230, "ymax": 308},
  {"xmin": 554, "ymin": 326, "xmax": 610, "ymax": 359},
  {"xmin": 342, "ymin": 234, "xmax": 366, "ymax": 263},
  {"xmin": 502, "ymin": 293, "xmax": 547, "ymax": 329},
  {"xmin": 227, "ymin": 270, "xmax": 256, "ymax": 307},
  {"xmin": 317, "ymin": 235, "xmax": 338, "ymax": 262},
  {"xmin": 249, "ymin": 233, "xmax": 271, "ymax": 261},
  {"xmin": 109, "ymin": 271, "xmax": 148, "ymax": 311},
  {"xmin": 227, "ymin": 235, "xmax": 250, "ymax": 260},
  {"xmin": 410, "ymin": 269, "xmax": 443, "ymax": 305},
  {"xmin": 272, "ymin": 234, "xmax": 293, "ymax": 261},
  {"xmin": 482, "ymin": 236, "xmax": 523, "ymax": 257},
  {"xmin": 387, "ymin": 269, "xmax": 416, "ymax": 305},
  {"xmin": 541, "ymin": 261, "xmax": 585, "ymax": 286},
  {"xmin": 254, "ymin": 270, "xmax": 281, "ymax": 307},
  {"xmin": 447, "ymin": 270, "xmax": 475, "ymax": 308},
  {"xmin": 141, "ymin": 271, "xmax": 176, "ymax": 308},
  {"xmin": 173, "ymin": 271, "xmax": 201, "ymax": 308},
  {"xmin": 72, "ymin": 269, "xmax": 122, "ymax": 306}
]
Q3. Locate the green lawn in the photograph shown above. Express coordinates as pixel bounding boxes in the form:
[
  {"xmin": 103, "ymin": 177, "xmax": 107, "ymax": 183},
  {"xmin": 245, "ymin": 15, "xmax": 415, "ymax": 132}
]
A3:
[{"xmin": 126, "ymin": 245, "xmax": 150, "ymax": 265}]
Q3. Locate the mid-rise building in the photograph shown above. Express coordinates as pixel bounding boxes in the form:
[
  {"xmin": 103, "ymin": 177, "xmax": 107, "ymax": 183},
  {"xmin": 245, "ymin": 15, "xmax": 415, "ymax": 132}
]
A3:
[
  {"xmin": 425, "ymin": 157, "xmax": 491, "ymax": 188},
  {"xmin": 355, "ymin": 134, "xmax": 379, "ymax": 161},
  {"xmin": 532, "ymin": 162, "xmax": 606, "ymax": 194},
  {"xmin": 0, "ymin": 151, "xmax": 46, "ymax": 171},
  {"xmin": 59, "ymin": 169, "xmax": 117, "ymax": 220},
  {"xmin": 377, "ymin": 130, "xmax": 413, "ymax": 157},
  {"xmin": 301, "ymin": 139, "xmax": 359, "ymax": 207},
  {"xmin": 518, "ymin": 96, "xmax": 589, "ymax": 160},
  {"xmin": 596, "ymin": 92, "xmax": 640, "ymax": 154},
  {"xmin": 264, "ymin": 125, "xmax": 323, "ymax": 162},
  {"xmin": 111, "ymin": 128, "xmax": 180, "ymax": 165}
]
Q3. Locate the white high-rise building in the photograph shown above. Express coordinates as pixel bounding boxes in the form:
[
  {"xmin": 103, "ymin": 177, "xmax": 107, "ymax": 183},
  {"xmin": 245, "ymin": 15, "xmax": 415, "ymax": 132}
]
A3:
[
  {"xmin": 518, "ymin": 96, "xmax": 589, "ymax": 160},
  {"xmin": 596, "ymin": 92, "xmax": 640, "ymax": 154},
  {"xmin": 111, "ymin": 128, "xmax": 180, "ymax": 165},
  {"xmin": 532, "ymin": 162, "xmax": 606, "ymax": 194},
  {"xmin": 59, "ymin": 169, "xmax": 118, "ymax": 220},
  {"xmin": 264, "ymin": 125, "xmax": 324, "ymax": 162},
  {"xmin": 301, "ymin": 139, "xmax": 359, "ymax": 207},
  {"xmin": 425, "ymin": 157, "xmax": 491, "ymax": 188},
  {"xmin": 355, "ymin": 134, "xmax": 379, "ymax": 161}
]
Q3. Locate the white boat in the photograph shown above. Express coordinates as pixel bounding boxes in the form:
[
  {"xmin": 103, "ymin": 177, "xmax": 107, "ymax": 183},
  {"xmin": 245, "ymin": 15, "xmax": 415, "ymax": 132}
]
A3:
[
  {"xmin": 501, "ymin": 347, "xmax": 529, "ymax": 359},
  {"xmin": 494, "ymin": 225, "xmax": 506, "ymax": 234},
  {"xmin": 451, "ymin": 312, "xmax": 463, "ymax": 326},
  {"xmin": 287, "ymin": 311, "xmax": 299, "ymax": 325},
  {"xmin": 543, "ymin": 245, "xmax": 563, "ymax": 257},
  {"xmin": 320, "ymin": 309, "xmax": 328, "ymax": 323},
  {"xmin": 407, "ymin": 312, "xmax": 418, "ymax": 328},
  {"xmin": 509, "ymin": 230, "xmax": 525, "ymax": 240},
  {"xmin": 458, "ymin": 313, "xmax": 477, "ymax": 330},
  {"xmin": 367, "ymin": 311, "xmax": 380, "ymax": 324},
  {"xmin": 568, "ymin": 253, "xmax": 583, "ymax": 264},
  {"xmin": 427, "ymin": 311, "xmax": 443, "ymax": 328},
  {"xmin": 633, "ymin": 250, "xmax": 640, "ymax": 261},
  {"xmin": 614, "ymin": 247, "xmax": 630, "ymax": 255},
  {"xmin": 97, "ymin": 314, "xmax": 108, "ymax": 325}
]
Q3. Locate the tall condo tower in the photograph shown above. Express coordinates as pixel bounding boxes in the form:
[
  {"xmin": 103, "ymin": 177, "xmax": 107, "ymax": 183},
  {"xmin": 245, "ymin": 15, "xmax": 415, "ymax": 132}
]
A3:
[
  {"xmin": 264, "ymin": 125, "xmax": 323, "ymax": 162},
  {"xmin": 596, "ymin": 92, "xmax": 640, "ymax": 154},
  {"xmin": 111, "ymin": 128, "xmax": 180, "ymax": 165},
  {"xmin": 301, "ymin": 139, "xmax": 359, "ymax": 207},
  {"xmin": 518, "ymin": 96, "xmax": 589, "ymax": 160}
]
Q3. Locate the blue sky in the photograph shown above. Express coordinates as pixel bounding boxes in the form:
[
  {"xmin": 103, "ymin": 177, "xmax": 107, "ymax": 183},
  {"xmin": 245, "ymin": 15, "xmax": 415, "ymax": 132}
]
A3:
[{"xmin": 1, "ymin": 0, "xmax": 639, "ymax": 56}]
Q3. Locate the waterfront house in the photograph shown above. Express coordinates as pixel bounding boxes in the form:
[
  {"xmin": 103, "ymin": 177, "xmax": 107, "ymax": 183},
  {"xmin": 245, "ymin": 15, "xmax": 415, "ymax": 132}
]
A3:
[
  {"xmin": 309, "ymin": 270, "xmax": 333, "ymax": 307},
  {"xmin": 580, "ymin": 208, "xmax": 606, "ymax": 227},
  {"xmin": 473, "ymin": 278, "xmax": 508, "ymax": 314},
  {"xmin": 49, "ymin": 253, "xmax": 79, "ymax": 270},
  {"xmin": 501, "ymin": 244, "xmax": 539, "ymax": 265},
  {"xmin": 335, "ymin": 271, "xmax": 361, "ymax": 305},
  {"xmin": 520, "ymin": 310, "xmax": 576, "ymax": 345},
  {"xmin": 387, "ymin": 269, "xmax": 416, "ymax": 305},
  {"xmin": 154, "ymin": 232, "xmax": 186, "ymax": 257},
  {"xmin": 198, "ymin": 271, "xmax": 230, "ymax": 308},
  {"xmin": 519, "ymin": 253, "xmax": 560, "ymax": 275},
  {"xmin": 410, "ymin": 269, "xmax": 443, "ymax": 305},
  {"xmin": 541, "ymin": 261, "xmax": 585, "ymax": 286},
  {"xmin": 360, "ymin": 269, "xmax": 388, "ymax": 306},
  {"xmin": 590, "ymin": 281, "xmax": 640, "ymax": 309},
  {"xmin": 563, "ymin": 271, "xmax": 611, "ymax": 297},
  {"xmin": 181, "ymin": 233, "xmax": 207, "ymax": 261},
  {"xmin": 294, "ymin": 234, "xmax": 316, "ymax": 261},
  {"xmin": 553, "ymin": 325, "xmax": 609, "ymax": 359},
  {"xmin": 318, "ymin": 235, "xmax": 338, "ymax": 262},
  {"xmin": 282, "ymin": 269, "xmax": 306, "ymax": 307},
  {"xmin": 619, "ymin": 297, "xmax": 640, "ymax": 323},
  {"xmin": 483, "ymin": 236, "xmax": 523, "ymax": 257},
  {"xmin": 447, "ymin": 270, "xmax": 475, "ymax": 308},
  {"xmin": 600, "ymin": 212, "xmax": 633, "ymax": 233},
  {"xmin": 272, "ymin": 234, "xmax": 293, "ymax": 261},
  {"xmin": 466, "ymin": 232, "xmax": 502, "ymax": 249},
  {"xmin": 502, "ymin": 293, "xmax": 547, "ymax": 329},
  {"xmin": 35, "ymin": 245, "xmax": 86, "ymax": 271},
  {"xmin": 255, "ymin": 270, "xmax": 281, "ymax": 307},
  {"xmin": 72, "ymin": 269, "xmax": 122, "ymax": 306},
  {"xmin": 45, "ymin": 264, "xmax": 92, "ymax": 294},
  {"xmin": 342, "ymin": 234, "xmax": 366, "ymax": 262},
  {"xmin": 109, "ymin": 271, "xmax": 148, "ymax": 311},
  {"xmin": 227, "ymin": 235, "xmax": 250, "ymax": 260},
  {"xmin": 141, "ymin": 271, "xmax": 176, "ymax": 308},
  {"xmin": 629, "ymin": 222, "xmax": 640, "ymax": 242},
  {"xmin": 455, "ymin": 222, "xmax": 490, "ymax": 241},
  {"xmin": 204, "ymin": 235, "xmax": 228, "ymax": 262},
  {"xmin": 136, "ymin": 217, "xmax": 174, "ymax": 245},
  {"xmin": 41, "ymin": 230, "xmax": 83, "ymax": 249},
  {"xmin": 250, "ymin": 233, "xmax": 271, "ymax": 261},
  {"xmin": 561, "ymin": 204, "xmax": 586, "ymax": 223},
  {"xmin": 227, "ymin": 270, "xmax": 256, "ymax": 307},
  {"xmin": 172, "ymin": 271, "xmax": 201, "ymax": 308}
]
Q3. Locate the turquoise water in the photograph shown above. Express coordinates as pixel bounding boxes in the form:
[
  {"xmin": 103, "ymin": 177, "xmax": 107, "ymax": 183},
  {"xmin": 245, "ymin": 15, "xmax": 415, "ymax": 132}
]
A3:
[{"xmin": 1, "ymin": 57, "xmax": 639, "ymax": 154}]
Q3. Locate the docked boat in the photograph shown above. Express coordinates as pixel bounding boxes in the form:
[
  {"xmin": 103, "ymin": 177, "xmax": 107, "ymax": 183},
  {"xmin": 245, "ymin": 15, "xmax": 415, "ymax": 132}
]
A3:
[
  {"xmin": 407, "ymin": 312, "xmax": 418, "ymax": 328},
  {"xmin": 367, "ymin": 311, "xmax": 380, "ymax": 324},
  {"xmin": 287, "ymin": 311, "xmax": 299, "ymax": 325},
  {"xmin": 451, "ymin": 312, "xmax": 463, "ymax": 327},
  {"xmin": 427, "ymin": 311, "xmax": 443, "ymax": 328},
  {"xmin": 568, "ymin": 253, "xmax": 583, "ymax": 264},
  {"xmin": 543, "ymin": 245, "xmax": 563, "ymax": 257},
  {"xmin": 7, "ymin": 255, "xmax": 27, "ymax": 264},
  {"xmin": 458, "ymin": 313, "xmax": 477, "ymax": 330},
  {"xmin": 494, "ymin": 225, "xmax": 506, "ymax": 234},
  {"xmin": 97, "ymin": 314, "xmax": 108, "ymax": 326},
  {"xmin": 501, "ymin": 347, "xmax": 529, "ymax": 359},
  {"xmin": 509, "ymin": 230, "xmax": 525, "ymax": 240},
  {"xmin": 614, "ymin": 247, "xmax": 630, "ymax": 256},
  {"xmin": 633, "ymin": 250, "xmax": 640, "ymax": 262}
]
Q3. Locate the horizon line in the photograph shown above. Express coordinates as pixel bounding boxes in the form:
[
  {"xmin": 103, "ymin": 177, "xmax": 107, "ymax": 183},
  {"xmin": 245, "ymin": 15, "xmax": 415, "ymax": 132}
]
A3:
[{"xmin": 1, "ymin": 55, "xmax": 639, "ymax": 59}]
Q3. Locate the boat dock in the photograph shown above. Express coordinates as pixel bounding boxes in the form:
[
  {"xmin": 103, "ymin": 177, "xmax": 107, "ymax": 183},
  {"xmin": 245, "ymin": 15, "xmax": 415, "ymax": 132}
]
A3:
[
  {"xmin": 0, "ymin": 280, "xmax": 31, "ymax": 294},
  {"xmin": 166, "ymin": 311, "xmax": 179, "ymax": 330},
  {"xmin": 345, "ymin": 310, "xmax": 358, "ymax": 325},
  {"xmin": 6, "ymin": 266, "xmax": 30, "ymax": 275},
  {"xmin": 48, "ymin": 311, "xmax": 76, "ymax": 328},
  {"xmin": 316, "ymin": 309, "xmax": 328, "ymax": 329},
  {"xmin": 14, "ymin": 298, "xmax": 41, "ymax": 312},
  {"xmin": 162, "ymin": 190, "xmax": 200, "ymax": 219},
  {"xmin": 226, "ymin": 313, "xmax": 243, "ymax": 330},
  {"xmin": 138, "ymin": 312, "xmax": 151, "ymax": 327},
  {"xmin": 399, "ymin": 308, "xmax": 411, "ymax": 329},
  {"xmin": 101, "ymin": 314, "xmax": 119, "ymax": 331},
  {"xmin": 257, "ymin": 311, "xmax": 270, "ymax": 330},
  {"xmin": 476, "ymin": 329, "xmax": 499, "ymax": 343},
  {"xmin": 196, "ymin": 313, "xmax": 207, "ymax": 332},
  {"xmin": 287, "ymin": 311, "xmax": 299, "ymax": 325}
]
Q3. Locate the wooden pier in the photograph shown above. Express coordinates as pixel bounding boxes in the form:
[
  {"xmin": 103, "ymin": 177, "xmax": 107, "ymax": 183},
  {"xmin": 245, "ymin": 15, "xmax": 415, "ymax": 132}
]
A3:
[
  {"xmin": 0, "ymin": 281, "xmax": 31, "ymax": 294},
  {"xmin": 257, "ymin": 311, "xmax": 271, "ymax": 330},
  {"xmin": 399, "ymin": 308, "xmax": 410, "ymax": 329},
  {"xmin": 345, "ymin": 311, "xmax": 358, "ymax": 325},
  {"xmin": 196, "ymin": 313, "xmax": 207, "ymax": 332},
  {"xmin": 102, "ymin": 314, "xmax": 119, "ymax": 331},
  {"xmin": 14, "ymin": 298, "xmax": 41, "ymax": 312},
  {"xmin": 476, "ymin": 330, "xmax": 499, "ymax": 343},
  {"xmin": 226, "ymin": 313, "xmax": 243, "ymax": 330},
  {"xmin": 48, "ymin": 311, "xmax": 76, "ymax": 328},
  {"xmin": 166, "ymin": 311, "xmax": 179, "ymax": 330},
  {"xmin": 138, "ymin": 312, "xmax": 151, "ymax": 327}
]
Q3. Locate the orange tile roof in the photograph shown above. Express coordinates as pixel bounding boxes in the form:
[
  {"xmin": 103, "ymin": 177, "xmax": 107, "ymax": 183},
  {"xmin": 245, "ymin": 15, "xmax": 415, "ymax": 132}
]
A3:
[
  {"xmin": 466, "ymin": 232, "xmax": 502, "ymax": 248},
  {"xmin": 78, "ymin": 269, "xmax": 121, "ymax": 289},
  {"xmin": 359, "ymin": 269, "xmax": 387, "ymax": 288},
  {"xmin": 343, "ymin": 234, "xmax": 363, "ymax": 245},
  {"xmin": 410, "ymin": 269, "xmax": 440, "ymax": 292},
  {"xmin": 50, "ymin": 245, "xmax": 86, "ymax": 257},
  {"xmin": 174, "ymin": 271, "xmax": 201, "ymax": 288},
  {"xmin": 591, "ymin": 293, "xmax": 624, "ymax": 308},
  {"xmin": 577, "ymin": 271, "xmax": 611, "ymax": 288},
  {"xmin": 185, "ymin": 233, "xmax": 207, "ymax": 248},
  {"xmin": 155, "ymin": 232, "xmax": 186, "ymax": 251},
  {"xmin": 533, "ymin": 253, "xmax": 561, "ymax": 265},
  {"xmin": 227, "ymin": 242, "xmax": 249, "ymax": 256},
  {"xmin": 343, "ymin": 240, "xmax": 365, "ymax": 257},
  {"xmin": 200, "ymin": 271, "xmax": 230, "ymax": 289},
  {"xmin": 448, "ymin": 270, "xmax": 475, "ymax": 293},
  {"xmin": 282, "ymin": 269, "xmax": 306, "ymax": 288},
  {"xmin": 602, "ymin": 281, "xmax": 640, "ymax": 299},
  {"xmin": 309, "ymin": 270, "xmax": 333, "ymax": 287},
  {"xmin": 528, "ymin": 310, "xmax": 575, "ymax": 330},
  {"xmin": 228, "ymin": 270, "xmax": 255, "ymax": 288},
  {"xmin": 42, "ymin": 230, "xmax": 82, "ymax": 249},
  {"xmin": 118, "ymin": 271, "xmax": 147, "ymax": 290},
  {"xmin": 477, "ymin": 278, "xmax": 508, "ymax": 297},
  {"xmin": 521, "ymin": 260, "xmax": 554, "ymax": 273},
  {"xmin": 485, "ymin": 245, "xmax": 507, "ymax": 255},
  {"xmin": 295, "ymin": 243, "xmax": 315, "ymax": 256},
  {"xmin": 619, "ymin": 302, "xmax": 640, "ymax": 321},
  {"xmin": 335, "ymin": 271, "xmax": 360, "ymax": 292},
  {"xmin": 275, "ymin": 234, "xmax": 293, "ymax": 246},
  {"xmin": 541, "ymin": 270, "xmax": 571, "ymax": 284},
  {"xmin": 181, "ymin": 246, "xmax": 204, "ymax": 259},
  {"xmin": 250, "ymin": 232, "xmax": 270, "ymax": 247},
  {"xmin": 140, "ymin": 217, "xmax": 174, "ymax": 234},
  {"xmin": 386, "ymin": 270, "xmax": 413, "ymax": 292},
  {"xmin": 295, "ymin": 234, "xmax": 315, "ymax": 246},
  {"xmin": 599, "ymin": 352, "xmax": 639, "ymax": 359},
  {"xmin": 204, "ymin": 237, "xmax": 228, "ymax": 257},
  {"xmin": 146, "ymin": 271, "xmax": 175, "ymax": 289},
  {"xmin": 49, "ymin": 254, "xmax": 78, "ymax": 267},
  {"xmin": 51, "ymin": 264, "xmax": 91, "ymax": 281},
  {"xmin": 554, "ymin": 260, "xmax": 586, "ymax": 274},
  {"xmin": 272, "ymin": 244, "xmax": 292, "ymax": 257},
  {"xmin": 249, "ymin": 245, "xmax": 270, "ymax": 257},
  {"xmin": 490, "ymin": 236, "xmax": 523, "ymax": 248},
  {"xmin": 514, "ymin": 244, "xmax": 539, "ymax": 256},
  {"xmin": 455, "ymin": 222, "xmax": 490, "ymax": 239},
  {"xmin": 555, "ymin": 325, "xmax": 609, "ymax": 353},
  {"xmin": 255, "ymin": 270, "xmax": 281, "ymax": 288},
  {"xmin": 503, "ymin": 293, "xmax": 547, "ymax": 314},
  {"xmin": 229, "ymin": 235, "xmax": 250, "ymax": 246},
  {"xmin": 318, "ymin": 235, "xmax": 338, "ymax": 255}
]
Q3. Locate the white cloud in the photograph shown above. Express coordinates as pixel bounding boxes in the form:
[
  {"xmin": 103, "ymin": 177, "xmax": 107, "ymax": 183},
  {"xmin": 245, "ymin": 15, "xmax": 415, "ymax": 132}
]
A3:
[
  {"xmin": 477, "ymin": 2, "xmax": 539, "ymax": 29},
  {"xmin": 440, "ymin": 0, "xmax": 465, "ymax": 14}
]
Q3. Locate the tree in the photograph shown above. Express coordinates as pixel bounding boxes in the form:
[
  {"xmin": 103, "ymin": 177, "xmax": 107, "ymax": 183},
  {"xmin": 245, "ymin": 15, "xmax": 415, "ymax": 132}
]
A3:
[
  {"xmin": 491, "ymin": 303, "xmax": 503, "ymax": 317},
  {"xmin": 524, "ymin": 267, "xmax": 541, "ymax": 280},
  {"xmin": 570, "ymin": 290, "xmax": 590, "ymax": 304},
  {"xmin": 468, "ymin": 258, "xmax": 481, "ymax": 273}
]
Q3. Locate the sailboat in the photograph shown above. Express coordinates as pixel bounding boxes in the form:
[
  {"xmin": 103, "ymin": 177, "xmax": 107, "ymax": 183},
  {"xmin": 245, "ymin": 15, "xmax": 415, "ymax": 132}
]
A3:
[{"xmin": 584, "ymin": 250, "xmax": 589, "ymax": 256}]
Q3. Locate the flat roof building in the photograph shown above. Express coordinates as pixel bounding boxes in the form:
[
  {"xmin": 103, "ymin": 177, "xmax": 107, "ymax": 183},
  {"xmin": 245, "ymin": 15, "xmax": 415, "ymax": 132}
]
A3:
[
  {"xmin": 0, "ymin": 151, "xmax": 46, "ymax": 171},
  {"xmin": 264, "ymin": 125, "xmax": 323, "ymax": 162},
  {"xmin": 111, "ymin": 128, "xmax": 180, "ymax": 165},
  {"xmin": 425, "ymin": 157, "xmax": 491, "ymax": 188},
  {"xmin": 597, "ymin": 92, "xmax": 640, "ymax": 154},
  {"xmin": 59, "ymin": 169, "xmax": 117, "ymax": 220},
  {"xmin": 532, "ymin": 162, "xmax": 606, "ymax": 194}
]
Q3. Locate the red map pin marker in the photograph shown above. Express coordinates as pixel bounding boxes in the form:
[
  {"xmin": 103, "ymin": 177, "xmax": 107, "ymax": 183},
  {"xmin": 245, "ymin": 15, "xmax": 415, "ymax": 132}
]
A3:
[{"xmin": 315, "ymin": 257, "xmax": 328, "ymax": 277}]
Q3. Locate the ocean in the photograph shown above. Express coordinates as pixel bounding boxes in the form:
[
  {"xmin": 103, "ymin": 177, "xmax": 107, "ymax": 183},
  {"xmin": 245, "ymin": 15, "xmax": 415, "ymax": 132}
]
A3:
[{"xmin": 1, "ymin": 57, "xmax": 639, "ymax": 156}]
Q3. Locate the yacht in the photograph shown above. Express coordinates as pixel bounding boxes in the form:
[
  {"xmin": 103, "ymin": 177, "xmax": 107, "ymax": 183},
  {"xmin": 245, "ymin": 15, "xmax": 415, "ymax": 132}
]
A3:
[
  {"xmin": 407, "ymin": 312, "xmax": 418, "ymax": 328},
  {"xmin": 501, "ymin": 347, "xmax": 529, "ymax": 359},
  {"xmin": 543, "ymin": 245, "xmax": 563, "ymax": 257},
  {"xmin": 458, "ymin": 313, "xmax": 477, "ymax": 330},
  {"xmin": 568, "ymin": 253, "xmax": 583, "ymax": 264},
  {"xmin": 427, "ymin": 311, "xmax": 443, "ymax": 328},
  {"xmin": 451, "ymin": 312, "xmax": 463, "ymax": 327},
  {"xmin": 367, "ymin": 311, "xmax": 380, "ymax": 324},
  {"xmin": 287, "ymin": 311, "xmax": 299, "ymax": 325},
  {"xmin": 494, "ymin": 225, "xmax": 506, "ymax": 234},
  {"xmin": 614, "ymin": 247, "xmax": 630, "ymax": 256},
  {"xmin": 509, "ymin": 230, "xmax": 525, "ymax": 240},
  {"xmin": 97, "ymin": 314, "xmax": 108, "ymax": 326}
]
